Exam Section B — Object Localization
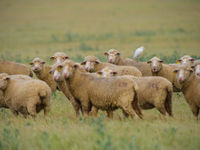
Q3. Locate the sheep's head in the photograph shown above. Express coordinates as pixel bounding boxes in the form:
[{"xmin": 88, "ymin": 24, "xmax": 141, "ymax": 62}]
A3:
[
  {"xmin": 192, "ymin": 60, "xmax": 200, "ymax": 77},
  {"xmin": 173, "ymin": 65, "xmax": 193, "ymax": 84},
  {"xmin": 81, "ymin": 56, "xmax": 100, "ymax": 72},
  {"xmin": 50, "ymin": 52, "xmax": 69, "ymax": 64},
  {"xmin": 97, "ymin": 67, "xmax": 117, "ymax": 77},
  {"xmin": 30, "ymin": 57, "xmax": 45, "ymax": 73},
  {"xmin": 104, "ymin": 49, "xmax": 120, "ymax": 64},
  {"xmin": 0, "ymin": 73, "xmax": 10, "ymax": 90},
  {"xmin": 176, "ymin": 55, "xmax": 194, "ymax": 66},
  {"xmin": 147, "ymin": 57, "xmax": 163, "ymax": 73},
  {"xmin": 53, "ymin": 60, "xmax": 79, "ymax": 80}
]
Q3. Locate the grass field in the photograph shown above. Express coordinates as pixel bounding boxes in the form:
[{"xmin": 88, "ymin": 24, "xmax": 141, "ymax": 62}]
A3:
[{"xmin": 0, "ymin": 0, "xmax": 200, "ymax": 150}]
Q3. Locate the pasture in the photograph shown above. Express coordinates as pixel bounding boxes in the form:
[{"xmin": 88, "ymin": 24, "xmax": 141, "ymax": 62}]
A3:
[{"xmin": 0, "ymin": 0, "xmax": 200, "ymax": 150}]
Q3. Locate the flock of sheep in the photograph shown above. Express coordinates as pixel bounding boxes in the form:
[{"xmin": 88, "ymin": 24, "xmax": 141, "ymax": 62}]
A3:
[{"xmin": 0, "ymin": 48, "xmax": 200, "ymax": 119}]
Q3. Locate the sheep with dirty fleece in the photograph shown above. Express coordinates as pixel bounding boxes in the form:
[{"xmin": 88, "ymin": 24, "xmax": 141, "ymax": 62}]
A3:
[
  {"xmin": 176, "ymin": 55, "xmax": 195, "ymax": 66},
  {"xmin": 104, "ymin": 49, "xmax": 152, "ymax": 76},
  {"xmin": 192, "ymin": 60, "xmax": 200, "ymax": 77},
  {"xmin": 98, "ymin": 67, "xmax": 173, "ymax": 117},
  {"xmin": 49, "ymin": 63, "xmax": 83, "ymax": 117},
  {"xmin": 30, "ymin": 57, "xmax": 57, "ymax": 92},
  {"xmin": 0, "ymin": 59, "xmax": 33, "ymax": 77},
  {"xmin": 53, "ymin": 60, "xmax": 143, "ymax": 119},
  {"xmin": 81, "ymin": 56, "xmax": 142, "ymax": 77},
  {"xmin": 174, "ymin": 65, "xmax": 200, "ymax": 119},
  {"xmin": 147, "ymin": 56, "xmax": 182, "ymax": 92},
  {"xmin": 0, "ymin": 73, "xmax": 51, "ymax": 117},
  {"xmin": 50, "ymin": 52, "xmax": 69, "ymax": 64}
]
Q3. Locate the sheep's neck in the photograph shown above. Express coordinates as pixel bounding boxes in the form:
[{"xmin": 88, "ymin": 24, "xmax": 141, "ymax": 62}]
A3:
[
  {"xmin": 116, "ymin": 57, "xmax": 124, "ymax": 65},
  {"xmin": 181, "ymin": 74, "xmax": 196, "ymax": 94},
  {"xmin": 95, "ymin": 63, "xmax": 106, "ymax": 72},
  {"xmin": 35, "ymin": 66, "xmax": 49, "ymax": 80}
]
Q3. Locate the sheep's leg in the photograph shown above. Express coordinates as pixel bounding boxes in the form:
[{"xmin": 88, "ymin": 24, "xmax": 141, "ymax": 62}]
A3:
[
  {"xmin": 70, "ymin": 98, "xmax": 81, "ymax": 117},
  {"xmin": 121, "ymin": 104, "xmax": 136, "ymax": 119},
  {"xmin": 190, "ymin": 104, "xmax": 199, "ymax": 120},
  {"xmin": 81, "ymin": 101, "xmax": 90, "ymax": 116},
  {"xmin": 11, "ymin": 109, "xmax": 19, "ymax": 117},
  {"xmin": 90, "ymin": 106, "xmax": 99, "ymax": 117},
  {"xmin": 122, "ymin": 110, "xmax": 129, "ymax": 118},
  {"xmin": 106, "ymin": 110, "xmax": 113, "ymax": 119},
  {"xmin": 44, "ymin": 103, "xmax": 50, "ymax": 116},
  {"xmin": 27, "ymin": 103, "xmax": 37, "ymax": 118}
]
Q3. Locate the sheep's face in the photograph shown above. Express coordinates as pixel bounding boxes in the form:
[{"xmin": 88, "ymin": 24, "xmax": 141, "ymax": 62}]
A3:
[
  {"xmin": 174, "ymin": 66, "xmax": 193, "ymax": 84},
  {"xmin": 176, "ymin": 55, "xmax": 194, "ymax": 66},
  {"xmin": 50, "ymin": 52, "xmax": 69, "ymax": 64},
  {"xmin": 52, "ymin": 65, "xmax": 64, "ymax": 82},
  {"xmin": 0, "ymin": 73, "xmax": 9, "ymax": 90},
  {"xmin": 104, "ymin": 49, "xmax": 120, "ymax": 64},
  {"xmin": 97, "ymin": 67, "xmax": 117, "ymax": 77},
  {"xmin": 193, "ymin": 64, "xmax": 200, "ymax": 77},
  {"xmin": 147, "ymin": 57, "xmax": 163, "ymax": 73},
  {"xmin": 30, "ymin": 58, "xmax": 45, "ymax": 73},
  {"xmin": 61, "ymin": 63, "xmax": 77, "ymax": 80},
  {"xmin": 81, "ymin": 60, "xmax": 99, "ymax": 72}
]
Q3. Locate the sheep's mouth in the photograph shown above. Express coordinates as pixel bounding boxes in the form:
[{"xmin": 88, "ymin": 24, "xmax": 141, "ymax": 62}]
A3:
[{"xmin": 33, "ymin": 69, "xmax": 41, "ymax": 73}]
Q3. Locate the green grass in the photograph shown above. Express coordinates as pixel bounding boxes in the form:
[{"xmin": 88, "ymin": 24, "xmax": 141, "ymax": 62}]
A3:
[{"xmin": 0, "ymin": 0, "xmax": 200, "ymax": 149}]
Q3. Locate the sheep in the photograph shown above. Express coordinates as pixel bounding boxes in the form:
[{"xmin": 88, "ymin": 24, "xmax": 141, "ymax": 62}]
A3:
[
  {"xmin": 53, "ymin": 60, "xmax": 143, "ymax": 119},
  {"xmin": 104, "ymin": 49, "xmax": 152, "ymax": 76},
  {"xmin": 0, "ymin": 59, "xmax": 33, "ymax": 77},
  {"xmin": 192, "ymin": 60, "xmax": 200, "ymax": 77},
  {"xmin": 176, "ymin": 55, "xmax": 194, "ymax": 66},
  {"xmin": 30, "ymin": 57, "xmax": 57, "ymax": 92},
  {"xmin": 49, "ymin": 63, "xmax": 83, "ymax": 117},
  {"xmin": 174, "ymin": 65, "xmax": 200, "ymax": 119},
  {"xmin": 50, "ymin": 52, "xmax": 69, "ymax": 64},
  {"xmin": 81, "ymin": 56, "xmax": 142, "ymax": 77},
  {"xmin": 98, "ymin": 67, "xmax": 173, "ymax": 117},
  {"xmin": 0, "ymin": 73, "xmax": 51, "ymax": 117},
  {"xmin": 0, "ymin": 73, "xmax": 32, "ymax": 108},
  {"xmin": 147, "ymin": 57, "xmax": 182, "ymax": 92}
]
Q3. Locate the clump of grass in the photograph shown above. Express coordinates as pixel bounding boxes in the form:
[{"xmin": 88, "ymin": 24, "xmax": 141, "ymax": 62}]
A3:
[
  {"xmin": 73, "ymin": 54, "xmax": 83, "ymax": 63},
  {"xmin": 78, "ymin": 42, "xmax": 93, "ymax": 52},
  {"xmin": 51, "ymin": 34, "xmax": 59, "ymax": 42},
  {"xmin": 0, "ymin": 126, "xmax": 20, "ymax": 150}
]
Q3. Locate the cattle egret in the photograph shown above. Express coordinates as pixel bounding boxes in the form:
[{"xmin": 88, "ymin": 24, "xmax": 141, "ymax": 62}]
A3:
[{"xmin": 133, "ymin": 46, "xmax": 145, "ymax": 60}]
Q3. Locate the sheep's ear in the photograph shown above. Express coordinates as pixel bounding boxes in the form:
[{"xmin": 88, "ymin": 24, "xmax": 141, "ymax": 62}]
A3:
[
  {"xmin": 81, "ymin": 61, "xmax": 86, "ymax": 65},
  {"xmin": 173, "ymin": 69, "xmax": 178, "ymax": 74},
  {"xmin": 97, "ymin": 72, "xmax": 102, "ymax": 76},
  {"xmin": 95, "ymin": 61, "xmax": 100, "ymax": 64},
  {"xmin": 74, "ymin": 64, "xmax": 79, "ymax": 69},
  {"xmin": 116, "ymin": 52, "xmax": 120, "ymax": 56},
  {"xmin": 111, "ymin": 72, "xmax": 117, "ymax": 76},
  {"xmin": 57, "ymin": 65, "xmax": 63, "ymax": 72},
  {"xmin": 50, "ymin": 57, "xmax": 55, "ymax": 61},
  {"xmin": 190, "ymin": 58, "xmax": 195, "ymax": 62},
  {"xmin": 159, "ymin": 60, "xmax": 164, "ymax": 63},
  {"xmin": 41, "ymin": 61, "xmax": 46, "ymax": 64},
  {"xmin": 29, "ymin": 62, "xmax": 33, "ymax": 65},
  {"xmin": 176, "ymin": 59, "xmax": 182, "ymax": 64},
  {"xmin": 191, "ymin": 65, "xmax": 195, "ymax": 69},
  {"xmin": 49, "ymin": 70, "xmax": 53, "ymax": 74},
  {"xmin": 188, "ymin": 68, "xmax": 193, "ymax": 73},
  {"xmin": 104, "ymin": 52, "xmax": 108, "ymax": 56},
  {"xmin": 64, "ymin": 56, "xmax": 69, "ymax": 60},
  {"xmin": 147, "ymin": 61, "xmax": 152, "ymax": 64},
  {"xmin": 4, "ymin": 76, "xmax": 10, "ymax": 81}
]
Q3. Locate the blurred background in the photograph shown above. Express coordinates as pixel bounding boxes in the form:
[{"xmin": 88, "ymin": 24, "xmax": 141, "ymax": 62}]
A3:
[{"xmin": 0, "ymin": 0, "xmax": 200, "ymax": 64}]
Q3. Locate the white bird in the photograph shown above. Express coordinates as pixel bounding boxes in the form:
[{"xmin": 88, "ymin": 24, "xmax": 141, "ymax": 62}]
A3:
[{"xmin": 133, "ymin": 46, "xmax": 145, "ymax": 60}]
